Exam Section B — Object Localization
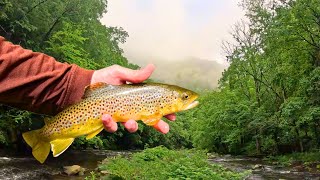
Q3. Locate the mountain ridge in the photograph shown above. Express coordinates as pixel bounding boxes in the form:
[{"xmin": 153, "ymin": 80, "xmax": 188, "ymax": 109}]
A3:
[{"xmin": 125, "ymin": 55, "xmax": 228, "ymax": 91}]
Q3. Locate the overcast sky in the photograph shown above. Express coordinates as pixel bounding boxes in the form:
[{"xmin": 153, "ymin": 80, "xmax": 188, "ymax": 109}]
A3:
[{"xmin": 101, "ymin": 0, "xmax": 245, "ymax": 65}]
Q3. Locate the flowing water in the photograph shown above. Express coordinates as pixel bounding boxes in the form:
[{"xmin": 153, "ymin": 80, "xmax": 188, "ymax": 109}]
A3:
[
  {"xmin": 209, "ymin": 155, "xmax": 320, "ymax": 180},
  {"xmin": 0, "ymin": 150, "xmax": 319, "ymax": 180},
  {"xmin": 0, "ymin": 149, "xmax": 132, "ymax": 180}
]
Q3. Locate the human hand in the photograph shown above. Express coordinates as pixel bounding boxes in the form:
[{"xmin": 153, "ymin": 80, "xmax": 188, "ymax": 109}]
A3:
[{"xmin": 91, "ymin": 64, "xmax": 176, "ymax": 134}]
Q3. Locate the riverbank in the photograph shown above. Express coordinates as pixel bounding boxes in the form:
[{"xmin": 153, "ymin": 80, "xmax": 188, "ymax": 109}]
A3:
[
  {"xmin": 0, "ymin": 148, "xmax": 319, "ymax": 179},
  {"xmin": 94, "ymin": 147, "xmax": 320, "ymax": 180},
  {"xmin": 93, "ymin": 147, "xmax": 320, "ymax": 180},
  {"xmin": 96, "ymin": 146, "xmax": 250, "ymax": 180},
  {"xmin": 209, "ymin": 153, "xmax": 320, "ymax": 180},
  {"xmin": 0, "ymin": 149, "xmax": 131, "ymax": 180},
  {"xmin": 264, "ymin": 152, "xmax": 320, "ymax": 173}
]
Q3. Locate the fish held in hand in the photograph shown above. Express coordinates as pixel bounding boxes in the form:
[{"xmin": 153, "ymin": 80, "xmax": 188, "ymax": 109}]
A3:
[{"xmin": 22, "ymin": 82, "xmax": 199, "ymax": 163}]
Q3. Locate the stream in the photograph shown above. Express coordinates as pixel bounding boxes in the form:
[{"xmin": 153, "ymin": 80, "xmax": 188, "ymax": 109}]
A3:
[
  {"xmin": 0, "ymin": 149, "xmax": 132, "ymax": 180},
  {"xmin": 209, "ymin": 155, "xmax": 320, "ymax": 180},
  {"xmin": 0, "ymin": 150, "xmax": 319, "ymax": 180}
]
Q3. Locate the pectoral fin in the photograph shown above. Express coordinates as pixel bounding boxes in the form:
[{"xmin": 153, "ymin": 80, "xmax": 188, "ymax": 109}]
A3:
[
  {"xmin": 50, "ymin": 138, "xmax": 74, "ymax": 157},
  {"xmin": 86, "ymin": 126, "xmax": 104, "ymax": 140},
  {"xmin": 44, "ymin": 117, "xmax": 51, "ymax": 125},
  {"xmin": 142, "ymin": 118, "xmax": 161, "ymax": 126},
  {"xmin": 141, "ymin": 114, "xmax": 162, "ymax": 126}
]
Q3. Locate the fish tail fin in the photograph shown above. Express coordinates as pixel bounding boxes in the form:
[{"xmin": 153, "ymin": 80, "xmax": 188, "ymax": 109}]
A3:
[{"xmin": 22, "ymin": 130, "xmax": 50, "ymax": 164}]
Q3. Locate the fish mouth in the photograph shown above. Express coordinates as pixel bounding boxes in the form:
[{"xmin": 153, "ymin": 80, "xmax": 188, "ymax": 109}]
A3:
[{"xmin": 184, "ymin": 100, "xmax": 199, "ymax": 110}]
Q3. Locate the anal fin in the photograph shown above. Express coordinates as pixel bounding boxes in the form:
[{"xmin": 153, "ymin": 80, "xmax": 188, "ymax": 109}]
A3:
[
  {"xmin": 86, "ymin": 126, "xmax": 104, "ymax": 140},
  {"xmin": 50, "ymin": 138, "xmax": 74, "ymax": 157}
]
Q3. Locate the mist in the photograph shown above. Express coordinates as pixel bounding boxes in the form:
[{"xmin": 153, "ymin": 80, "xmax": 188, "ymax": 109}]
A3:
[{"xmin": 101, "ymin": 0, "xmax": 244, "ymax": 90}]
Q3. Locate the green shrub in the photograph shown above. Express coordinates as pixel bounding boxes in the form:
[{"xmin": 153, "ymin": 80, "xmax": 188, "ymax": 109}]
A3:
[
  {"xmin": 73, "ymin": 136, "xmax": 104, "ymax": 149},
  {"xmin": 99, "ymin": 146, "xmax": 250, "ymax": 180}
]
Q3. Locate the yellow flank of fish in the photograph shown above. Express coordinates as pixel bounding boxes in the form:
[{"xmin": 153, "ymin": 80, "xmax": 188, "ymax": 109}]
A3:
[{"xmin": 22, "ymin": 82, "xmax": 199, "ymax": 163}]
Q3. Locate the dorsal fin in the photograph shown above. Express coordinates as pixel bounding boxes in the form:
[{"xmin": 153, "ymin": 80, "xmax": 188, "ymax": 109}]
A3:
[{"xmin": 83, "ymin": 82, "xmax": 108, "ymax": 98}]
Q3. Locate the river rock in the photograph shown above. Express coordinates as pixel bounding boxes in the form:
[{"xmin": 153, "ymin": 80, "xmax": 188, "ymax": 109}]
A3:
[
  {"xmin": 100, "ymin": 170, "xmax": 109, "ymax": 174},
  {"xmin": 252, "ymin": 164, "xmax": 264, "ymax": 170},
  {"xmin": 206, "ymin": 153, "xmax": 217, "ymax": 158},
  {"xmin": 293, "ymin": 165, "xmax": 305, "ymax": 171},
  {"xmin": 63, "ymin": 165, "xmax": 86, "ymax": 176}
]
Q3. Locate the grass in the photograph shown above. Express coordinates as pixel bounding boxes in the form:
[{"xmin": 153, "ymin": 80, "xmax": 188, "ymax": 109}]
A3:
[{"xmin": 97, "ymin": 146, "xmax": 250, "ymax": 180}]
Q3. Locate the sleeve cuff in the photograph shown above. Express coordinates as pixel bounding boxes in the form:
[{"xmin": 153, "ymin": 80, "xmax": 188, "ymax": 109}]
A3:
[{"xmin": 63, "ymin": 65, "xmax": 94, "ymax": 108}]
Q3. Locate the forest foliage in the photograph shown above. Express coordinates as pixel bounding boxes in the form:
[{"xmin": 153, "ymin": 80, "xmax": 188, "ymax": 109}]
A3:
[
  {"xmin": 182, "ymin": 0, "xmax": 320, "ymax": 155},
  {"xmin": 0, "ymin": 0, "xmax": 190, "ymax": 151},
  {"xmin": 0, "ymin": 0, "xmax": 319, "ymax": 158}
]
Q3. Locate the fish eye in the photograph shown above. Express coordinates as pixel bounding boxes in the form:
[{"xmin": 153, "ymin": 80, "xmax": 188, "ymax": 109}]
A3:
[{"xmin": 182, "ymin": 93, "xmax": 189, "ymax": 100}]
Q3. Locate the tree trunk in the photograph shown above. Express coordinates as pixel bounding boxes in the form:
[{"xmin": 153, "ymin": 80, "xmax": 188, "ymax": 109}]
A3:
[
  {"xmin": 295, "ymin": 128, "xmax": 304, "ymax": 152},
  {"xmin": 314, "ymin": 122, "xmax": 320, "ymax": 148},
  {"xmin": 40, "ymin": 16, "xmax": 62, "ymax": 47},
  {"xmin": 40, "ymin": 8, "xmax": 68, "ymax": 47},
  {"xmin": 255, "ymin": 130, "xmax": 261, "ymax": 155}
]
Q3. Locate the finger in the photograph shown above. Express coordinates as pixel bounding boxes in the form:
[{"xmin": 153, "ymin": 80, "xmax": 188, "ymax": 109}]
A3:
[
  {"xmin": 102, "ymin": 114, "xmax": 118, "ymax": 133},
  {"xmin": 164, "ymin": 113, "xmax": 176, "ymax": 121},
  {"xmin": 152, "ymin": 120, "xmax": 170, "ymax": 134},
  {"xmin": 116, "ymin": 64, "xmax": 155, "ymax": 83},
  {"xmin": 121, "ymin": 120, "xmax": 138, "ymax": 133}
]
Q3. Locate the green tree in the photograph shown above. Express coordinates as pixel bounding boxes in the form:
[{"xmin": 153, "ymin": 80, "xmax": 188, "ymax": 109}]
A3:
[{"xmin": 189, "ymin": 0, "xmax": 320, "ymax": 155}]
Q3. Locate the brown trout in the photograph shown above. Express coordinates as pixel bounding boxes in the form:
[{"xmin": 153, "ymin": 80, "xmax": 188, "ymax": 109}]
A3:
[{"xmin": 23, "ymin": 82, "xmax": 199, "ymax": 163}]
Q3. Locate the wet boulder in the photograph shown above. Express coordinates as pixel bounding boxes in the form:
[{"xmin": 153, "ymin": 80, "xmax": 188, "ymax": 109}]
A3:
[
  {"xmin": 252, "ymin": 164, "xmax": 264, "ymax": 170},
  {"xmin": 63, "ymin": 165, "xmax": 85, "ymax": 176}
]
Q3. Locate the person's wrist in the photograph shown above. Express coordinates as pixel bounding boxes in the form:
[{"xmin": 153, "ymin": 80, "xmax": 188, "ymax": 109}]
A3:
[
  {"xmin": 91, "ymin": 70, "xmax": 99, "ymax": 84},
  {"xmin": 64, "ymin": 66, "xmax": 94, "ymax": 108}
]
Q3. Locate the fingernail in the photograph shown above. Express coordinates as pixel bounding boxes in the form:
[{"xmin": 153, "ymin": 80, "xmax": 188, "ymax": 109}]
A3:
[
  {"xmin": 127, "ymin": 120, "xmax": 138, "ymax": 132},
  {"xmin": 154, "ymin": 121, "xmax": 169, "ymax": 134},
  {"xmin": 161, "ymin": 123, "xmax": 169, "ymax": 134},
  {"xmin": 132, "ymin": 122, "xmax": 138, "ymax": 131}
]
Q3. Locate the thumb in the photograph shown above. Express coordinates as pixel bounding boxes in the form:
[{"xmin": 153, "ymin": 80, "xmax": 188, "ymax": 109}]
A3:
[{"xmin": 117, "ymin": 64, "xmax": 155, "ymax": 83}]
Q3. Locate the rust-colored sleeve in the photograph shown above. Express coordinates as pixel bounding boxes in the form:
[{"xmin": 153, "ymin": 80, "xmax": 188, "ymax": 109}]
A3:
[{"xmin": 0, "ymin": 36, "xmax": 94, "ymax": 115}]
